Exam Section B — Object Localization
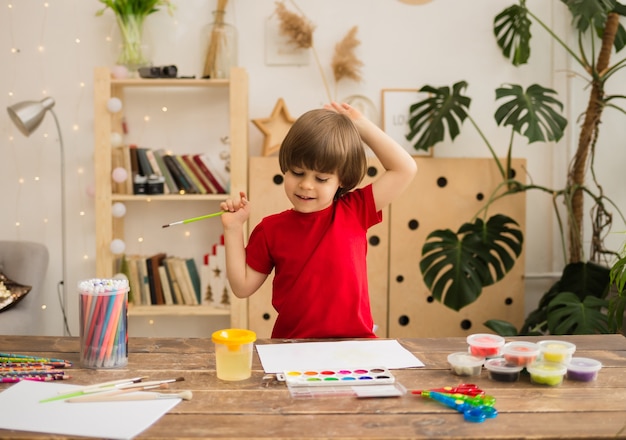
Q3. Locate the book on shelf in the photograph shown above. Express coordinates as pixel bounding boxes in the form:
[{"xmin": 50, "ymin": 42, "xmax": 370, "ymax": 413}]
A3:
[
  {"xmin": 158, "ymin": 265, "xmax": 174, "ymax": 305},
  {"xmin": 192, "ymin": 153, "xmax": 227, "ymax": 194},
  {"xmin": 145, "ymin": 149, "xmax": 170, "ymax": 194},
  {"xmin": 164, "ymin": 257, "xmax": 185, "ymax": 305},
  {"xmin": 129, "ymin": 144, "xmax": 140, "ymax": 180},
  {"xmin": 125, "ymin": 255, "xmax": 142, "ymax": 306},
  {"xmin": 162, "ymin": 154, "xmax": 196, "ymax": 194},
  {"xmin": 136, "ymin": 257, "xmax": 152, "ymax": 306},
  {"xmin": 199, "ymin": 150, "xmax": 230, "ymax": 192},
  {"xmin": 135, "ymin": 147, "xmax": 155, "ymax": 177},
  {"xmin": 153, "ymin": 149, "xmax": 179, "ymax": 194},
  {"xmin": 146, "ymin": 252, "xmax": 167, "ymax": 305},
  {"xmin": 182, "ymin": 154, "xmax": 215, "ymax": 193},
  {"xmin": 185, "ymin": 257, "xmax": 202, "ymax": 304},
  {"xmin": 174, "ymin": 155, "xmax": 204, "ymax": 194},
  {"xmin": 171, "ymin": 257, "xmax": 198, "ymax": 305}
]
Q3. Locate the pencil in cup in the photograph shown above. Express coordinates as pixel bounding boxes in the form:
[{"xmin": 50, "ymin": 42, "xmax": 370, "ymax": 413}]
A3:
[{"xmin": 79, "ymin": 279, "xmax": 129, "ymax": 368}]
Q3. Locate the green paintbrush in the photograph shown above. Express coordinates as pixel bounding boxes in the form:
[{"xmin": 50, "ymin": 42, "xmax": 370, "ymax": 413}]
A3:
[{"xmin": 162, "ymin": 211, "xmax": 225, "ymax": 228}]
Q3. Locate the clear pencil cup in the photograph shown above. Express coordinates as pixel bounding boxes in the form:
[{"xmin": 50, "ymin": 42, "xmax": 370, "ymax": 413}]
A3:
[{"xmin": 79, "ymin": 279, "xmax": 129, "ymax": 368}]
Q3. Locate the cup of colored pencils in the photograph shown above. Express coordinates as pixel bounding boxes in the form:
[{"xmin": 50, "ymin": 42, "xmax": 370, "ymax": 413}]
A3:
[{"xmin": 78, "ymin": 279, "xmax": 129, "ymax": 369}]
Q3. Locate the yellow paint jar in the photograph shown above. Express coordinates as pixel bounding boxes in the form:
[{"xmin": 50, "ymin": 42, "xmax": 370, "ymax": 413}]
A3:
[{"xmin": 212, "ymin": 328, "xmax": 257, "ymax": 381}]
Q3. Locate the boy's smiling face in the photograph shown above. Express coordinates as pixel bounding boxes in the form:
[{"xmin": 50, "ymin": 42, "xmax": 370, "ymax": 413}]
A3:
[{"xmin": 284, "ymin": 167, "xmax": 341, "ymax": 213}]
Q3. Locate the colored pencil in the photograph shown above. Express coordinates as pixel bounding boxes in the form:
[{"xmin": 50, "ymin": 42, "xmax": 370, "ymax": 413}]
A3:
[
  {"xmin": 0, "ymin": 353, "xmax": 72, "ymax": 366},
  {"xmin": 1, "ymin": 375, "xmax": 69, "ymax": 383}
]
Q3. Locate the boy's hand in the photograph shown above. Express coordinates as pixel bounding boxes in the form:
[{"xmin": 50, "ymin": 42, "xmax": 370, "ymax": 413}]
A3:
[
  {"xmin": 324, "ymin": 101, "xmax": 364, "ymax": 121},
  {"xmin": 220, "ymin": 191, "xmax": 250, "ymax": 227}
]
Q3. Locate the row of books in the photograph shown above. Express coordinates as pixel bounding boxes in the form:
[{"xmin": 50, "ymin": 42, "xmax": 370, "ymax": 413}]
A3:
[
  {"xmin": 111, "ymin": 145, "xmax": 230, "ymax": 195},
  {"xmin": 120, "ymin": 254, "xmax": 202, "ymax": 306},
  {"xmin": 117, "ymin": 238, "xmax": 233, "ymax": 308}
]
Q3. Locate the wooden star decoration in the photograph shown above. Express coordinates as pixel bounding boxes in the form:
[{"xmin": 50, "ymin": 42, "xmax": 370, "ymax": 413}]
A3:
[{"xmin": 252, "ymin": 98, "xmax": 296, "ymax": 157}]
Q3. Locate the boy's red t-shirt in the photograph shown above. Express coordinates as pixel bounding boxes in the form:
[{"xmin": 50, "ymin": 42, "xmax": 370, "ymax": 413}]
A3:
[{"xmin": 246, "ymin": 184, "xmax": 382, "ymax": 339}]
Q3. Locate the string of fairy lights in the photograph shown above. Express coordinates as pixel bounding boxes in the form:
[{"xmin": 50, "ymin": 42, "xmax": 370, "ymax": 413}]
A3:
[
  {"xmin": 3, "ymin": 1, "xmax": 233, "ymax": 334},
  {"xmin": 3, "ymin": 1, "xmax": 149, "ymax": 330},
  {"xmin": 4, "ymin": 1, "xmax": 92, "ymax": 326}
]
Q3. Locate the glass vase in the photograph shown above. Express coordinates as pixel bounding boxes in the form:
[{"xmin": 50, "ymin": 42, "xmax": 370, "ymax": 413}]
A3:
[
  {"xmin": 202, "ymin": 10, "xmax": 238, "ymax": 79},
  {"xmin": 115, "ymin": 14, "xmax": 151, "ymax": 72}
]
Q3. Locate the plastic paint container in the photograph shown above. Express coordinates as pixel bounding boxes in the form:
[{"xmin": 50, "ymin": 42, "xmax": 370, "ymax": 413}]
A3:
[
  {"xmin": 526, "ymin": 361, "xmax": 567, "ymax": 386},
  {"xmin": 566, "ymin": 357, "xmax": 602, "ymax": 382},
  {"xmin": 212, "ymin": 328, "xmax": 257, "ymax": 381},
  {"xmin": 501, "ymin": 341, "xmax": 540, "ymax": 367},
  {"xmin": 537, "ymin": 340, "xmax": 576, "ymax": 363},
  {"xmin": 466, "ymin": 333, "xmax": 505, "ymax": 357},
  {"xmin": 447, "ymin": 352, "xmax": 484, "ymax": 376},
  {"xmin": 484, "ymin": 357, "xmax": 523, "ymax": 382}
]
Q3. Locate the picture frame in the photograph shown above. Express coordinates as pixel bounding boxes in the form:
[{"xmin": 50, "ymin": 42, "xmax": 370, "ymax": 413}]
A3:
[{"xmin": 381, "ymin": 88, "xmax": 433, "ymax": 157}]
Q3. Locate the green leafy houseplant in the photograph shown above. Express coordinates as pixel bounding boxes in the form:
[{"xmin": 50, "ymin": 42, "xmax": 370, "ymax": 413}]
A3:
[
  {"xmin": 408, "ymin": 0, "xmax": 626, "ymax": 335},
  {"xmin": 96, "ymin": 0, "xmax": 174, "ymax": 70}
]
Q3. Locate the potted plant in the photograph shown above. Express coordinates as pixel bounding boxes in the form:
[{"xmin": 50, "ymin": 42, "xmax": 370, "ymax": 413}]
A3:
[{"xmin": 408, "ymin": 0, "xmax": 626, "ymax": 335}]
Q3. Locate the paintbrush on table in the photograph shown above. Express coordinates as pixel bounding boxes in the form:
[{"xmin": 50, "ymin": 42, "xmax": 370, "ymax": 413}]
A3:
[{"xmin": 66, "ymin": 390, "xmax": 193, "ymax": 403}]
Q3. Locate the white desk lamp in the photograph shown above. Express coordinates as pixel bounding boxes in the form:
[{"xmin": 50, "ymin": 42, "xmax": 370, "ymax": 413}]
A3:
[{"xmin": 7, "ymin": 97, "xmax": 69, "ymax": 335}]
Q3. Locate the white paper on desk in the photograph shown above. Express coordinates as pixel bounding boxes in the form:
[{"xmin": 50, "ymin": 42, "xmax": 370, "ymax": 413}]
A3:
[
  {"xmin": 255, "ymin": 339, "xmax": 425, "ymax": 373},
  {"xmin": 0, "ymin": 381, "xmax": 181, "ymax": 440}
]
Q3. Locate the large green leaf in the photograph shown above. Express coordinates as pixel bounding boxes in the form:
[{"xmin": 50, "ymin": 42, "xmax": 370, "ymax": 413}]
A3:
[
  {"xmin": 494, "ymin": 84, "xmax": 567, "ymax": 143},
  {"xmin": 561, "ymin": 0, "xmax": 626, "ymax": 53},
  {"xmin": 558, "ymin": 261, "xmax": 611, "ymax": 300},
  {"xmin": 520, "ymin": 261, "xmax": 611, "ymax": 335},
  {"xmin": 547, "ymin": 292, "xmax": 609, "ymax": 334},
  {"xmin": 420, "ymin": 214, "xmax": 523, "ymax": 311},
  {"xmin": 561, "ymin": 0, "xmax": 613, "ymax": 33},
  {"xmin": 494, "ymin": 2, "xmax": 531, "ymax": 66},
  {"xmin": 483, "ymin": 319, "xmax": 519, "ymax": 336},
  {"xmin": 405, "ymin": 81, "xmax": 471, "ymax": 152}
]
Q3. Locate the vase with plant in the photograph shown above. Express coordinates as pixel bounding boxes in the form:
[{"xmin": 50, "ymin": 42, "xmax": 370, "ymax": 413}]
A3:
[
  {"xmin": 407, "ymin": 0, "xmax": 626, "ymax": 335},
  {"xmin": 96, "ymin": 0, "xmax": 174, "ymax": 71},
  {"xmin": 202, "ymin": 0, "xmax": 237, "ymax": 79}
]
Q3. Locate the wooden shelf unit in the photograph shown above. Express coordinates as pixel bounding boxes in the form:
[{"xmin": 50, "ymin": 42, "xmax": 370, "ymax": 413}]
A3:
[{"xmin": 93, "ymin": 67, "xmax": 248, "ymax": 326}]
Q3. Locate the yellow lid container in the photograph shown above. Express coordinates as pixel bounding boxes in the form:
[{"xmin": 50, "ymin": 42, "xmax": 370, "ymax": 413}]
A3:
[{"xmin": 212, "ymin": 328, "xmax": 256, "ymax": 352}]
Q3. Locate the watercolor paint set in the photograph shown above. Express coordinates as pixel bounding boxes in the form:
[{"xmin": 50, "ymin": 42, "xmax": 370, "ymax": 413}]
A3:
[
  {"xmin": 276, "ymin": 367, "xmax": 406, "ymax": 398},
  {"xmin": 277, "ymin": 367, "xmax": 396, "ymax": 387}
]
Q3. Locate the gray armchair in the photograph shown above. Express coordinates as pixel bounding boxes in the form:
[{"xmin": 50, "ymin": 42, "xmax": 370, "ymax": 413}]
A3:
[{"xmin": 0, "ymin": 240, "xmax": 49, "ymax": 335}]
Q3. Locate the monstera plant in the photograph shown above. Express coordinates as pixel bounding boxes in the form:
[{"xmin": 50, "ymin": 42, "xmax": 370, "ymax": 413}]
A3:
[{"xmin": 408, "ymin": 0, "xmax": 626, "ymax": 335}]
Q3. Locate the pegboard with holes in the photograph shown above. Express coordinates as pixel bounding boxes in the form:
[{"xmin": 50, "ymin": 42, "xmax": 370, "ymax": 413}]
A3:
[
  {"xmin": 388, "ymin": 157, "xmax": 526, "ymax": 337},
  {"xmin": 246, "ymin": 157, "xmax": 526, "ymax": 338}
]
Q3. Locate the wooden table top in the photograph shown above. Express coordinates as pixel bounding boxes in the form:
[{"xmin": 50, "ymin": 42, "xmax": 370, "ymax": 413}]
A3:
[{"xmin": 1, "ymin": 334, "xmax": 625, "ymax": 439}]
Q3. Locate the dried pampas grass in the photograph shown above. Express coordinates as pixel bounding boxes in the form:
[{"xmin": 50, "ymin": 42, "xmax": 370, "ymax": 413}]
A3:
[
  {"xmin": 274, "ymin": 1, "xmax": 332, "ymax": 102},
  {"xmin": 275, "ymin": 2, "xmax": 314, "ymax": 49},
  {"xmin": 274, "ymin": 1, "xmax": 364, "ymax": 102},
  {"xmin": 331, "ymin": 26, "xmax": 363, "ymax": 87}
]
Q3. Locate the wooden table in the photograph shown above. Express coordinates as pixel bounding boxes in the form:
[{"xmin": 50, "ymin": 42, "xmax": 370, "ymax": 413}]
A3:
[{"xmin": 1, "ymin": 334, "xmax": 625, "ymax": 439}]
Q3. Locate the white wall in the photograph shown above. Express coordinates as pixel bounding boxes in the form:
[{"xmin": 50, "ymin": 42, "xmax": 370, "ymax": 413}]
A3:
[{"xmin": 1, "ymin": 0, "xmax": 624, "ymax": 336}]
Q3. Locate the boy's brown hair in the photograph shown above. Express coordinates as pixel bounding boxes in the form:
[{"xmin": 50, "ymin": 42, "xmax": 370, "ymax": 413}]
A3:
[{"xmin": 278, "ymin": 108, "xmax": 366, "ymax": 198}]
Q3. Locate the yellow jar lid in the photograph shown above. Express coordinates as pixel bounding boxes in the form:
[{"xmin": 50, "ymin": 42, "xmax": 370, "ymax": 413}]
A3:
[{"xmin": 212, "ymin": 328, "xmax": 257, "ymax": 345}]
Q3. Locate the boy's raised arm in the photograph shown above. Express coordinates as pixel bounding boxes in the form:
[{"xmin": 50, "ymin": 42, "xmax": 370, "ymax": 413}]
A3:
[{"xmin": 327, "ymin": 102, "xmax": 417, "ymax": 211}]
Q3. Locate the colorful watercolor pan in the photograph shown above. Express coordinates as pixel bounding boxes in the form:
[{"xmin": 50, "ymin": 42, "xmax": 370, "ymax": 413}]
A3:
[{"xmin": 278, "ymin": 367, "xmax": 396, "ymax": 387}]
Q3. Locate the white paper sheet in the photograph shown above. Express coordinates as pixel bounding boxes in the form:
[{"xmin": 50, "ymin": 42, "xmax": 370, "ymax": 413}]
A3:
[
  {"xmin": 0, "ymin": 381, "xmax": 181, "ymax": 439},
  {"xmin": 255, "ymin": 339, "xmax": 425, "ymax": 373}
]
